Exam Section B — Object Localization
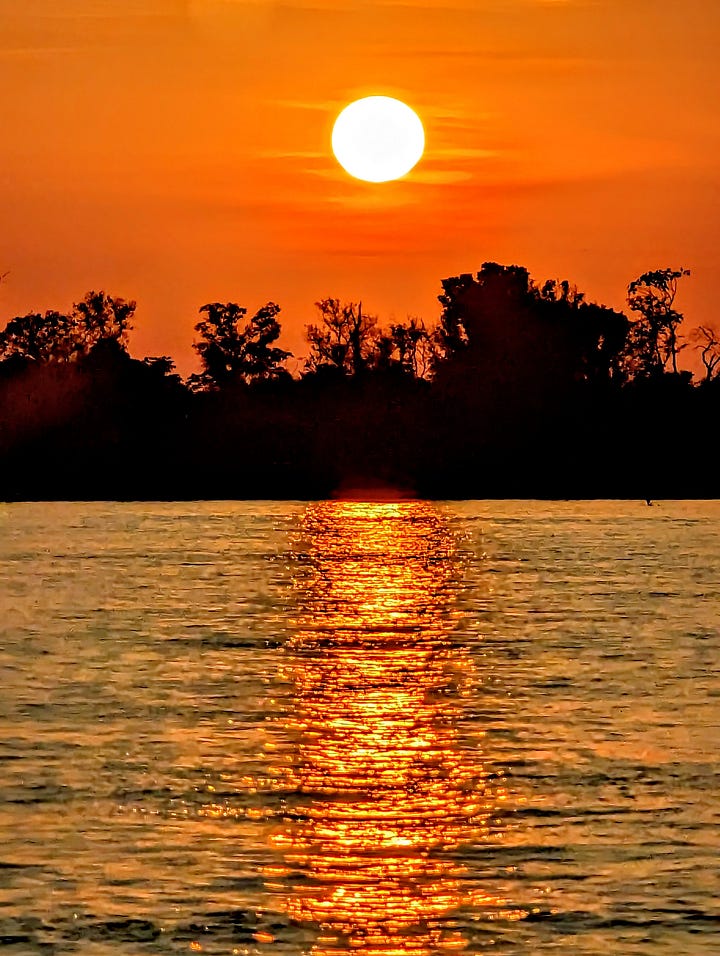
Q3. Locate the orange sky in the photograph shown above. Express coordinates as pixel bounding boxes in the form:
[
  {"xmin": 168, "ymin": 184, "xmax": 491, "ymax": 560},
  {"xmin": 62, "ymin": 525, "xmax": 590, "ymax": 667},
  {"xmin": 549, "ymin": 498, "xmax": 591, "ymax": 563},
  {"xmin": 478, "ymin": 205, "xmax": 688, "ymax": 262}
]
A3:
[{"xmin": 1, "ymin": 0, "xmax": 718, "ymax": 374}]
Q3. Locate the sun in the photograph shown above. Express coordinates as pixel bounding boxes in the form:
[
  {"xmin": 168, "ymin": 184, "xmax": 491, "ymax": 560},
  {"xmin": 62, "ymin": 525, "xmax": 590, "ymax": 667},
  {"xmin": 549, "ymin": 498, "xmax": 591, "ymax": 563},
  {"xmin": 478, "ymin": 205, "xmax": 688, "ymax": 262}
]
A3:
[{"xmin": 332, "ymin": 96, "xmax": 425, "ymax": 183}]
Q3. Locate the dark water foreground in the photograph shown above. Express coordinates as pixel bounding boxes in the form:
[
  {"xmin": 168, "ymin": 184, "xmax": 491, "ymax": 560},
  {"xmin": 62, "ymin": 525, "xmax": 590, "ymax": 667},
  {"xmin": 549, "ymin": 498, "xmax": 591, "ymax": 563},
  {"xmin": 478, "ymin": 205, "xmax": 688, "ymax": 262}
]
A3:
[{"xmin": 0, "ymin": 500, "xmax": 719, "ymax": 955}]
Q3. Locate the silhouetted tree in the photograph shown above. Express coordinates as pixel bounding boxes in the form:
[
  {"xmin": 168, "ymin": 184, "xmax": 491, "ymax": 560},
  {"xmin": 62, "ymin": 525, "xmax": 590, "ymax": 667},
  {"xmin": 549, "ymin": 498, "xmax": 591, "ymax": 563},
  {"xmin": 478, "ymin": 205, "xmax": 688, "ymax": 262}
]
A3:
[
  {"xmin": 72, "ymin": 291, "xmax": 135, "ymax": 356},
  {"xmin": 691, "ymin": 325, "xmax": 720, "ymax": 384},
  {"xmin": 622, "ymin": 268, "xmax": 690, "ymax": 379},
  {"xmin": 0, "ymin": 291, "xmax": 135, "ymax": 365},
  {"xmin": 435, "ymin": 274, "xmax": 473, "ymax": 361},
  {"xmin": 373, "ymin": 317, "xmax": 438, "ymax": 379},
  {"xmin": 530, "ymin": 277, "xmax": 628, "ymax": 386},
  {"xmin": 305, "ymin": 299, "xmax": 379, "ymax": 377},
  {"xmin": 142, "ymin": 355, "xmax": 177, "ymax": 377},
  {"xmin": 2, "ymin": 264, "xmax": 718, "ymax": 502},
  {"xmin": 191, "ymin": 301, "xmax": 291, "ymax": 390},
  {"xmin": 0, "ymin": 310, "xmax": 74, "ymax": 363},
  {"xmin": 537, "ymin": 278, "xmax": 584, "ymax": 306},
  {"xmin": 434, "ymin": 263, "xmax": 628, "ymax": 389}
]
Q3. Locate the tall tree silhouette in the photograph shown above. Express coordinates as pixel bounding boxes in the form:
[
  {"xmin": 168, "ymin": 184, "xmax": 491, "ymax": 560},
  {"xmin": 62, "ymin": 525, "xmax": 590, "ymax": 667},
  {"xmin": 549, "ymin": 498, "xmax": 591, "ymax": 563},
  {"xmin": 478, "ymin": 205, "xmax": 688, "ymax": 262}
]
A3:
[
  {"xmin": 434, "ymin": 263, "xmax": 628, "ymax": 392},
  {"xmin": 623, "ymin": 268, "xmax": 690, "ymax": 378},
  {"xmin": 305, "ymin": 299, "xmax": 378, "ymax": 377},
  {"xmin": 191, "ymin": 301, "xmax": 291, "ymax": 390}
]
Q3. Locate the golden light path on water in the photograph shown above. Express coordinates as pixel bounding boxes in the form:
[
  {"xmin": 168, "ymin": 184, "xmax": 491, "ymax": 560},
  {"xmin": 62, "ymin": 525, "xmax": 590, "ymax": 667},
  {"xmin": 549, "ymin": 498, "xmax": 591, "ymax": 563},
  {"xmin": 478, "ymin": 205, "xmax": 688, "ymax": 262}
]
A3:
[{"xmin": 267, "ymin": 501, "xmax": 524, "ymax": 955}]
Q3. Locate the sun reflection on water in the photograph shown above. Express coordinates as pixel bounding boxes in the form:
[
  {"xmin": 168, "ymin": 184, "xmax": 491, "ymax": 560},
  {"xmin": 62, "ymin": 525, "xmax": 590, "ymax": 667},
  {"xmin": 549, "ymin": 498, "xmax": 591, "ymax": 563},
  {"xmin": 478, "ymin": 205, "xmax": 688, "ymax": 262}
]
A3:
[{"xmin": 269, "ymin": 501, "xmax": 514, "ymax": 955}]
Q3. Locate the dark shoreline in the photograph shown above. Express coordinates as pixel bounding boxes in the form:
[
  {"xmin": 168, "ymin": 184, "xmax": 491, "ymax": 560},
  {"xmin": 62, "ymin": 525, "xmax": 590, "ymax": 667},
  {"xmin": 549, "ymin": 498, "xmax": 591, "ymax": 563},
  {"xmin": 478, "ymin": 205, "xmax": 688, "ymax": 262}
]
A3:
[{"xmin": 2, "ymin": 494, "xmax": 718, "ymax": 504}]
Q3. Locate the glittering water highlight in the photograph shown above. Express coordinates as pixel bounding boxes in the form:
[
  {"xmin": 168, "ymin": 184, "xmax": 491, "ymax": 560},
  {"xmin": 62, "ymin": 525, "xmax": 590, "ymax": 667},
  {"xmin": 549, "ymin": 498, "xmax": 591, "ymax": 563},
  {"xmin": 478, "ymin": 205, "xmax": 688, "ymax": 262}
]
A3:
[{"xmin": 0, "ymin": 499, "xmax": 719, "ymax": 954}]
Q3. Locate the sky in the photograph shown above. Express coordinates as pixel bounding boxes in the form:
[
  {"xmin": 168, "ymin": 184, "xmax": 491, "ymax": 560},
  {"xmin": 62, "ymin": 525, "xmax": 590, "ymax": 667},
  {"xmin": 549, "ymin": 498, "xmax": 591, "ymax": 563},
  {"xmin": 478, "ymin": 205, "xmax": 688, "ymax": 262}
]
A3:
[{"xmin": 0, "ymin": 0, "xmax": 718, "ymax": 374}]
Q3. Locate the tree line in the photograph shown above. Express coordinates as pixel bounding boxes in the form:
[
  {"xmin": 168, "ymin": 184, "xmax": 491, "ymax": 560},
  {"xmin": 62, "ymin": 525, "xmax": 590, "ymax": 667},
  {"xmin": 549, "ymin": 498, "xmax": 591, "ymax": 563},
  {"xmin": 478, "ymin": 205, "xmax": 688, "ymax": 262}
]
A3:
[{"xmin": 0, "ymin": 264, "xmax": 717, "ymax": 499}]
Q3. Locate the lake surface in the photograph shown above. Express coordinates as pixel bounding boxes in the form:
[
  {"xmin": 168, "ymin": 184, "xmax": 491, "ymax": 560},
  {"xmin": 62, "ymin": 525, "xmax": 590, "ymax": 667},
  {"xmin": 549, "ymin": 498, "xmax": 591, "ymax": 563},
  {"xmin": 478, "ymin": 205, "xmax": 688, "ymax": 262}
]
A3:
[{"xmin": 0, "ymin": 500, "xmax": 719, "ymax": 955}]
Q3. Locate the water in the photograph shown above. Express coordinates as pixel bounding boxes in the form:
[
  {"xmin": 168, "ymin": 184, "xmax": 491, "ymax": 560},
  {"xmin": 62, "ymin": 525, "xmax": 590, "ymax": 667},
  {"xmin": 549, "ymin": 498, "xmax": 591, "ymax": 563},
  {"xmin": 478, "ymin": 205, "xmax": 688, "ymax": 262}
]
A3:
[{"xmin": 0, "ymin": 499, "xmax": 719, "ymax": 955}]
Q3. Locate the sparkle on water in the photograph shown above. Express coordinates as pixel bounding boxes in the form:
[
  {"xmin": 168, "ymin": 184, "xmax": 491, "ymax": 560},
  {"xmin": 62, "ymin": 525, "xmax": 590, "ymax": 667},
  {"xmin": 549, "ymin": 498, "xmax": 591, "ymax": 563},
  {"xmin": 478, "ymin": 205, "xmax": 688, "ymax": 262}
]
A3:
[{"xmin": 1, "ymin": 499, "xmax": 719, "ymax": 954}]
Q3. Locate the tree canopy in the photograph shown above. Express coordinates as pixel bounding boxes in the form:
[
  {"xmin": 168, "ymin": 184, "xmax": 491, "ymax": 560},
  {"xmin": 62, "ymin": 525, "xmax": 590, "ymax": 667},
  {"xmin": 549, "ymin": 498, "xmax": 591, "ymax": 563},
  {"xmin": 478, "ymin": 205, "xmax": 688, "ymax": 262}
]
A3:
[
  {"xmin": 305, "ymin": 299, "xmax": 379, "ymax": 377},
  {"xmin": 433, "ymin": 262, "xmax": 630, "ymax": 401},
  {"xmin": 0, "ymin": 263, "xmax": 715, "ymax": 500},
  {"xmin": 191, "ymin": 301, "xmax": 292, "ymax": 390},
  {"xmin": 623, "ymin": 268, "xmax": 690, "ymax": 379},
  {"xmin": 0, "ymin": 291, "xmax": 135, "ymax": 365},
  {"xmin": 305, "ymin": 299, "xmax": 437, "ymax": 380}
]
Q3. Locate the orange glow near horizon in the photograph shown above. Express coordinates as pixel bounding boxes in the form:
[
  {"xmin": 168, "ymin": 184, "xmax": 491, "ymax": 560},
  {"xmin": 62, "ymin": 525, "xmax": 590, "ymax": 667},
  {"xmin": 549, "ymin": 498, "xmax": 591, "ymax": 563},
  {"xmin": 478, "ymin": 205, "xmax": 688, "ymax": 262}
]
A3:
[
  {"xmin": 267, "ymin": 501, "xmax": 522, "ymax": 955},
  {"xmin": 0, "ymin": 1, "xmax": 718, "ymax": 374}
]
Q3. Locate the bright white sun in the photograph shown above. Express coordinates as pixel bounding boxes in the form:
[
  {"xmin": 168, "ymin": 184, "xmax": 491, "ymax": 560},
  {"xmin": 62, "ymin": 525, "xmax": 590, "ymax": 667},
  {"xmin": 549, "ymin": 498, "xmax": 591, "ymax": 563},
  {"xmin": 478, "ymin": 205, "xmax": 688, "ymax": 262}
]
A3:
[{"xmin": 332, "ymin": 96, "xmax": 425, "ymax": 183}]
